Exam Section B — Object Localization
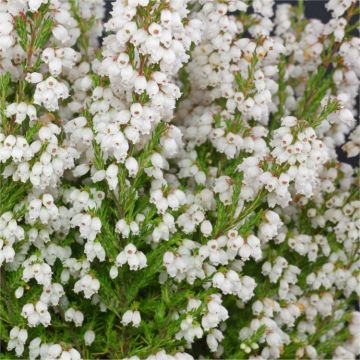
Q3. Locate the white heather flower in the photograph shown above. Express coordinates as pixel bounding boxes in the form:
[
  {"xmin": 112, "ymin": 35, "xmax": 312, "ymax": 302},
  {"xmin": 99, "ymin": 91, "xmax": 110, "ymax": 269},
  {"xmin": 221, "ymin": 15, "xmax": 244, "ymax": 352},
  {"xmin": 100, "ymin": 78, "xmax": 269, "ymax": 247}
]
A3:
[
  {"xmin": 26, "ymin": 72, "xmax": 43, "ymax": 83},
  {"xmin": 110, "ymin": 265, "xmax": 119, "ymax": 279},
  {"xmin": 28, "ymin": 0, "xmax": 48, "ymax": 12},
  {"xmin": 121, "ymin": 310, "xmax": 141, "ymax": 328},
  {"xmin": 200, "ymin": 220, "xmax": 213, "ymax": 237},
  {"xmin": 74, "ymin": 274, "xmax": 100, "ymax": 299},
  {"xmin": 132, "ymin": 310, "xmax": 141, "ymax": 327},
  {"xmin": 15, "ymin": 286, "xmax": 24, "ymax": 299},
  {"xmin": 84, "ymin": 330, "xmax": 95, "ymax": 346},
  {"xmin": 33, "ymin": 77, "xmax": 69, "ymax": 111},
  {"xmin": 7, "ymin": 326, "xmax": 28, "ymax": 355},
  {"xmin": 125, "ymin": 157, "xmax": 139, "ymax": 177},
  {"xmin": 116, "ymin": 243, "xmax": 147, "ymax": 271},
  {"xmin": 121, "ymin": 310, "xmax": 133, "ymax": 326},
  {"xmin": 52, "ymin": 25, "xmax": 70, "ymax": 44}
]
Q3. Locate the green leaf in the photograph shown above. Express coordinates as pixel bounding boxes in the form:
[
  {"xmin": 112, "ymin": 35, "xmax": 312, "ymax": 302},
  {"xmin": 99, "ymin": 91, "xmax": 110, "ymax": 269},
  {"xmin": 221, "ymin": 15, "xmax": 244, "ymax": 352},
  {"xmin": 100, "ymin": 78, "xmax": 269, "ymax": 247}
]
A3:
[
  {"xmin": 14, "ymin": 16, "xmax": 28, "ymax": 51},
  {"xmin": 33, "ymin": 17, "xmax": 53, "ymax": 49},
  {"xmin": 0, "ymin": 72, "xmax": 10, "ymax": 98}
]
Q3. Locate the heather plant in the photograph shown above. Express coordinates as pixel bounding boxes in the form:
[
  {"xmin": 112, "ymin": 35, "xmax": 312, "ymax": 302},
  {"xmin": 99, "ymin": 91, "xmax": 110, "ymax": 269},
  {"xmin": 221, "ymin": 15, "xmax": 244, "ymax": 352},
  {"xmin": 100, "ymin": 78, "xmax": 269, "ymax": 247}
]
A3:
[{"xmin": 0, "ymin": 0, "xmax": 359, "ymax": 359}]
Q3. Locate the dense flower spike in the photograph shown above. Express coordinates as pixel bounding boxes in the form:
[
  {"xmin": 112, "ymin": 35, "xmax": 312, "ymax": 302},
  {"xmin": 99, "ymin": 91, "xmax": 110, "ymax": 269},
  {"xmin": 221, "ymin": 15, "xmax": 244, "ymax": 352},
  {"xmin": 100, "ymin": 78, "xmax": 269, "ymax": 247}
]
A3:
[{"xmin": 0, "ymin": 0, "xmax": 359, "ymax": 359}]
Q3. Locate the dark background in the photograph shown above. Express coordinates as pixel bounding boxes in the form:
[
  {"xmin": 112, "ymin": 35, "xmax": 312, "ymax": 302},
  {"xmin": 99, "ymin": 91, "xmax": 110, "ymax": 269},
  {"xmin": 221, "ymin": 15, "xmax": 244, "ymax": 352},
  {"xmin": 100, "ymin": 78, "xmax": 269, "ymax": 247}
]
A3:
[
  {"xmin": 103, "ymin": 0, "xmax": 359, "ymax": 167},
  {"xmin": 277, "ymin": 0, "xmax": 332, "ymax": 21}
]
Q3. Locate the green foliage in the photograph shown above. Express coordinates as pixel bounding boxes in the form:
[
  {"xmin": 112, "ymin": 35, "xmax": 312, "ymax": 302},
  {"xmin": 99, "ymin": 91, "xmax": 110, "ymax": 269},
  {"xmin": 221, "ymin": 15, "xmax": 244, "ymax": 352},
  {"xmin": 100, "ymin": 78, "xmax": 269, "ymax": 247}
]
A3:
[
  {"xmin": 235, "ymin": 53, "xmax": 259, "ymax": 98},
  {"xmin": 178, "ymin": 68, "xmax": 191, "ymax": 103},
  {"xmin": 310, "ymin": 98, "xmax": 341, "ymax": 128},
  {"xmin": 14, "ymin": 8, "xmax": 53, "ymax": 71},
  {"xmin": 14, "ymin": 16, "xmax": 28, "ymax": 51},
  {"xmin": 69, "ymin": 0, "xmax": 95, "ymax": 56},
  {"xmin": 0, "ymin": 72, "xmax": 10, "ymax": 100},
  {"xmin": 0, "ymin": 72, "xmax": 11, "ymax": 131},
  {"xmin": 33, "ymin": 17, "xmax": 53, "ymax": 50}
]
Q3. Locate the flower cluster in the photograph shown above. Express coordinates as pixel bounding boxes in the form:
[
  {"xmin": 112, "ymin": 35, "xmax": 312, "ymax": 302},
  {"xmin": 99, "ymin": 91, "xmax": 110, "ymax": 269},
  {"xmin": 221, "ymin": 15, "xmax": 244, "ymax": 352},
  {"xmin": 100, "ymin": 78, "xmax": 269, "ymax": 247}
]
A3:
[{"xmin": 0, "ymin": 0, "xmax": 359, "ymax": 359}]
